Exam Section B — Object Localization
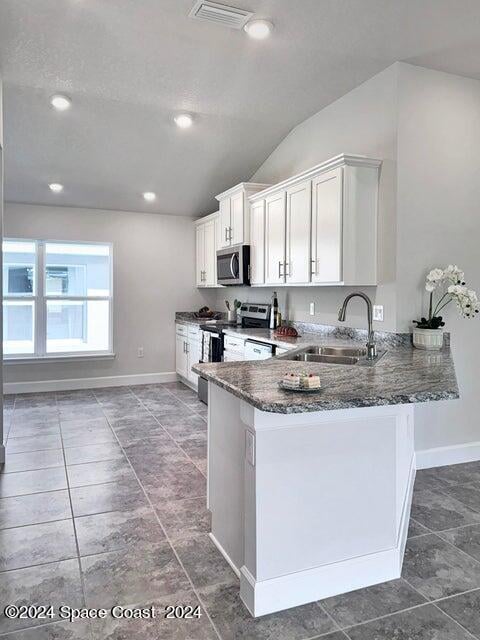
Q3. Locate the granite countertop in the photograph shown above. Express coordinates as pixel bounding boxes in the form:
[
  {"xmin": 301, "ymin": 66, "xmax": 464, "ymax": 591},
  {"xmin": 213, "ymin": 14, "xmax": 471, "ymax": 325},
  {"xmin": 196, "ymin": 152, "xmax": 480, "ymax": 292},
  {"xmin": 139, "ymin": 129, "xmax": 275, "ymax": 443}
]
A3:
[{"xmin": 193, "ymin": 338, "xmax": 459, "ymax": 414}]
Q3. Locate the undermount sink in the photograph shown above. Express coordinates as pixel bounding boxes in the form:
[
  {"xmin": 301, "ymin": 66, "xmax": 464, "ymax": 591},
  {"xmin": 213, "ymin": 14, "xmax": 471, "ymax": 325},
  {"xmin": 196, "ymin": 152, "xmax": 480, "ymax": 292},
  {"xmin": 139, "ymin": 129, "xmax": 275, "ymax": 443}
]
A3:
[{"xmin": 279, "ymin": 345, "xmax": 386, "ymax": 366}]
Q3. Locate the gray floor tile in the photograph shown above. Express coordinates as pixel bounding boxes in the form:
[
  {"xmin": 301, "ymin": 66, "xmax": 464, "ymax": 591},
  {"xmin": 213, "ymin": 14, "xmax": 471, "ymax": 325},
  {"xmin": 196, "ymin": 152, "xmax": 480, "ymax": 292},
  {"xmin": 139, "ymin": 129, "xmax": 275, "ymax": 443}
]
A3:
[
  {"xmin": 3, "ymin": 449, "xmax": 65, "ymax": 473},
  {"xmin": 60, "ymin": 417, "xmax": 111, "ymax": 433},
  {"xmin": 0, "ymin": 619, "xmax": 93, "ymax": 639},
  {"xmin": 177, "ymin": 433, "xmax": 207, "ymax": 466},
  {"xmin": 320, "ymin": 578, "xmax": 426, "ymax": 628},
  {"xmin": 81, "ymin": 542, "xmax": 190, "ymax": 608},
  {"xmin": 13, "ymin": 408, "xmax": 59, "ymax": 424},
  {"xmin": 424, "ymin": 461, "xmax": 480, "ymax": 487},
  {"xmin": 62, "ymin": 425, "xmax": 116, "ymax": 448},
  {"xmin": 129, "ymin": 384, "xmax": 173, "ymax": 400},
  {"xmin": 140, "ymin": 458, "xmax": 206, "ymax": 502},
  {"xmin": 408, "ymin": 518, "xmax": 431, "ymax": 538},
  {"xmin": 0, "ymin": 490, "xmax": 71, "ymax": 529},
  {"xmin": 411, "ymin": 488, "xmax": 480, "ymax": 531},
  {"xmin": 402, "ymin": 533, "xmax": 480, "ymax": 600},
  {"xmin": 0, "ymin": 559, "xmax": 84, "ymax": 634},
  {"xmin": 436, "ymin": 588, "xmax": 480, "ymax": 638},
  {"xmin": 64, "ymin": 442, "xmax": 124, "ymax": 466},
  {"xmin": 439, "ymin": 523, "xmax": 480, "ymax": 562},
  {"xmin": 70, "ymin": 479, "xmax": 148, "ymax": 517},
  {"xmin": 174, "ymin": 533, "xmax": 237, "ymax": 589},
  {"xmin": 8, "ymin": 422, "xmax": 61, "ymax": 438},
  {"xmin": 90, "ymin": 590, "xmax": 216, "ymax": 639},
  {"xmin": 346, "ymin": 603, "xmax": 472, "ymax": 639},
  {"xmin": 59, "ymin": 406, "xmax": 105, "ymax": 422},
  {"xmin": 123, "ymin": 435, "xmax": 180, "ymax": 460},
  {"xmin": 0, "ymin": 468, "xmax": 67, "ymax": 498},
  {"xmin": 0, "ymin": 519, "xmax": 77, "ymax": 571},
  {"xmin": 155, "ymin": 496, "xmax": 211, "ymax": 541},
  {"xmin": 199, "ymin": 581, "xmax": 338, "ymax": 640},
  {"xmin": 158, "ymin": 413, "xmax": 207, "ymax": 440},
  {"xmin": 438, "ymin": 482, "xmax": 480, "ymax": 514},
  {"xmin": 75, "ymin": 507, "xmax": 165, "ymax": 555},
  {"xmin": 111, "ymin": 414, "xmax": 166, "ymax": 443},
  {"xmin": 6, "ymin": 434, "xmax": 63, "ymax": 454},
  {"xmin": 67, "ymin": 458, "xmax": 135, "ymax": 488}
]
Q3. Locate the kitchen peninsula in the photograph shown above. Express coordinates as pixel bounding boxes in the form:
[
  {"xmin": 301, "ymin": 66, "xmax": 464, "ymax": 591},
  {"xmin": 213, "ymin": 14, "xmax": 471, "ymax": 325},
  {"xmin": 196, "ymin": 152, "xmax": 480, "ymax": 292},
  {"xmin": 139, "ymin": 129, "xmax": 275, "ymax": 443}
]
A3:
[{"xmin": 193, "ymin": 336, "xmax": 458, "ymax": 617}]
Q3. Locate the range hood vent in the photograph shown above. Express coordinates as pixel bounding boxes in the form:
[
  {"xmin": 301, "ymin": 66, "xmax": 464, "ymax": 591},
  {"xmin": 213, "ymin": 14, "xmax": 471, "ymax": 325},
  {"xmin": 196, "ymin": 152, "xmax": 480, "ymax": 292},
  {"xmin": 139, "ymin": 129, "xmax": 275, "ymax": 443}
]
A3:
[{"xmin": 189, "ymin": 1, "xmax": 253, "ymax": 29}]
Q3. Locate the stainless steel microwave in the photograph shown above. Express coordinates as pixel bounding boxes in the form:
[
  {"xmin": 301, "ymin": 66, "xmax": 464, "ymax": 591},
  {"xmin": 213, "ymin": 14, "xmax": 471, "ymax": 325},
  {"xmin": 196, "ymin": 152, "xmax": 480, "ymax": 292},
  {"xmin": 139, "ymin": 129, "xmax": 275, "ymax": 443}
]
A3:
[{"xmin": 216, "ymin": 245, "xmax": 250, "ymax": 286}]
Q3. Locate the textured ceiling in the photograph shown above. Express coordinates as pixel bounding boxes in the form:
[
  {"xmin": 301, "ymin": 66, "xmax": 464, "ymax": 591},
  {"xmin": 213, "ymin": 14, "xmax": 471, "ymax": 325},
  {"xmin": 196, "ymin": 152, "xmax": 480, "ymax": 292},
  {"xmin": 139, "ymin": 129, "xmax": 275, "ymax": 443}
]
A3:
[{"xmin": 2, "ymin": 0, "xmax": 480, "ymax": 216}]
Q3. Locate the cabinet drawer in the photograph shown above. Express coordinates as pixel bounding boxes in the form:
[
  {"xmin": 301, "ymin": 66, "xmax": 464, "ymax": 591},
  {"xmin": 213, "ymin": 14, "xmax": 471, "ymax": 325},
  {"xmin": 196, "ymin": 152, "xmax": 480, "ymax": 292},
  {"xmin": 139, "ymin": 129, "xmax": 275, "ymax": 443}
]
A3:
[
  {"xmin": 188, "ymin": 325, "xmax": 200, "ymax": 340},
  {"xmin": 224, "ymin": 335, "xmax": 245, "ymax": 353},
  {"xmin": 176, "ymin": 323, "xmax": 188, "ymax": 337},
  {"xmin": 223, "ymin": 350, "xmax": 245, "ymax": 362}
]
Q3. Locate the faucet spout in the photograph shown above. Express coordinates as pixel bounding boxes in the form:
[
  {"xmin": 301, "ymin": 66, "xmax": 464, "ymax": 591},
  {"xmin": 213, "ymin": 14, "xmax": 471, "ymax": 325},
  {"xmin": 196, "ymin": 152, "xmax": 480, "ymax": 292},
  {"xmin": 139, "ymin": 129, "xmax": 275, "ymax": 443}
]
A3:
[{"xmin": 338, "ymin": 292, "xmax": 377, "ymax": 360}]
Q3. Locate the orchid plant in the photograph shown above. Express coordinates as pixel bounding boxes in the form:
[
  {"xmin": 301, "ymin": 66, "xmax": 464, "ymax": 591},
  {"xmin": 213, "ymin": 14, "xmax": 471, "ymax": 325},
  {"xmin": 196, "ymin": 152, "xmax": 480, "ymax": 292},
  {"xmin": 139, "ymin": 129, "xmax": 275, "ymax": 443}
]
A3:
[{"xmin": 413, "ymin": 265, "xmax": 479, "ymax": 329}]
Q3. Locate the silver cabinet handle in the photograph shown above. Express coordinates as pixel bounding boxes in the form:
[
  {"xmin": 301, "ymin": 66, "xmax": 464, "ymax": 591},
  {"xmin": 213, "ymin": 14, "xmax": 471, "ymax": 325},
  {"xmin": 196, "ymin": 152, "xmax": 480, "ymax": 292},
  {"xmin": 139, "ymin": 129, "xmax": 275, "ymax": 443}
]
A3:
[
  {"xmin": 278, "ymin": 261, "xmax": 284, "ymax": 278},
  {"xmin": 311, "ymin": 259, "xmax": 317, "ymax": 276},
  {"xmin": 225, "ymin": 227, "xmax": 229, "ymax": 242},
  {"xmin": 284, "ymin": 261, "xmax": 290, "ymax": 277},
  {"xmin": 229, "ymin": 226, "xmax": 233, "ymax": 242}
]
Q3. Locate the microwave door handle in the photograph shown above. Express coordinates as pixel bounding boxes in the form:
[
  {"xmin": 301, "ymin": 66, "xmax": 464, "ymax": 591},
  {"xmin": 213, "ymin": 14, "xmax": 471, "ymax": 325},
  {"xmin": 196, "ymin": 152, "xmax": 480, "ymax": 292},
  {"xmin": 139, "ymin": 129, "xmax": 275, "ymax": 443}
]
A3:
[{"xmin": 230, "ymin": 254, "xmax": 236, "ymax": 278}]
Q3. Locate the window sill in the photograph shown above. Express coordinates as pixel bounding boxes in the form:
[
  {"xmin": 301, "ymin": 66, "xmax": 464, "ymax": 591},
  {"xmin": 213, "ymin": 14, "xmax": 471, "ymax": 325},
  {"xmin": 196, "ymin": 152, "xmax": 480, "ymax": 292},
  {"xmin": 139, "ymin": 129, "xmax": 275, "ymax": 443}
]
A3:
[{"xmin": 3, "ymin": 353, "xmax": 116, "ymax": 365}]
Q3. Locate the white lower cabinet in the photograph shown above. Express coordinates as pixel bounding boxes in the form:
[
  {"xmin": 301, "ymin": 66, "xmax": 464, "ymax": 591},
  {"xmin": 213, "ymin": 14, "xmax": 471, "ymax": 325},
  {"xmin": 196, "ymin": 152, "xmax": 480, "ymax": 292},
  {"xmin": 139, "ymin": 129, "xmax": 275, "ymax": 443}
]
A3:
[
  {"xmin": 223, "ymin": 334, "xmax": 245, "ymax": 362},
  {"xmin": 176, "ymin": 324, "xmax": 201, "ymax": 388}
]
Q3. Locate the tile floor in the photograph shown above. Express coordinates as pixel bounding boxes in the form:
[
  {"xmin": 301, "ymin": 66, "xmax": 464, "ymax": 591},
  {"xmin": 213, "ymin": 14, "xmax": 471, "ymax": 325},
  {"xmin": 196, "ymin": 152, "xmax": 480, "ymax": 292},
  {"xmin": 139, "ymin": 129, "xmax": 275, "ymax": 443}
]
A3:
[{"xmin": 1, "ymin": 382, "xmax": 480, "ymax": 638}]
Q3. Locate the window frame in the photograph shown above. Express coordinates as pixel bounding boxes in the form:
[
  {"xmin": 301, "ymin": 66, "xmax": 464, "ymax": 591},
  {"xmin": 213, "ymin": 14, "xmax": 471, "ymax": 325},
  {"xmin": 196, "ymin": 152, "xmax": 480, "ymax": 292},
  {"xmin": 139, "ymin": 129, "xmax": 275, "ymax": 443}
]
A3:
[{"xmin": 3, "ymin": 238, "xmax": 114, "ymax": 361}]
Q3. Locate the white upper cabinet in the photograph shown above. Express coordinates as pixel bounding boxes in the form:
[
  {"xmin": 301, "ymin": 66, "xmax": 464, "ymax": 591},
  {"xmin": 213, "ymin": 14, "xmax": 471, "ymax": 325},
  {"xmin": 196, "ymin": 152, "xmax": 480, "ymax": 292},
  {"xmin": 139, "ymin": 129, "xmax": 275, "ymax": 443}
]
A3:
[
  {"xmin": 311, "ymin": 168, "xmax": 343, "ymax": 283},
  {"xmin": 195, "ymin": 211, "xmax": 220, "ymax": 288},
  {"xmin": 286, "ymin": 179, "xmax": 312, "ymax": 285},
  {"xmin": 216, "ymin": 182, "xmax": 270, "ymax": 249},
  {"xmin": 250, "ymin": 199, "xmax": 266, "ymax": 285},
  {"xmin": 265, "ymin": 191, "xmax": 286, "ymax": 285},
  {"xmin": 249, "ymin": 154, "xmax": 381, "ymax": 287}
]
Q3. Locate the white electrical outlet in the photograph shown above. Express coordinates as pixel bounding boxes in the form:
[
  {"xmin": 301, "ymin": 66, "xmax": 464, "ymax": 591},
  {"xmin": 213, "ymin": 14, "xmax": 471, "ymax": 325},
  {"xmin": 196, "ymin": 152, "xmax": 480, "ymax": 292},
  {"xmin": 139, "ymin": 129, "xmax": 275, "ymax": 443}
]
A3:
[
  {"xmin": 373, "ymin": 305, "xmax": 384, "ymax": 322},
  {"xmin": 137, "ymin": 347, "xmax": 144, "ymax": 358},
  {"xmin": 309, "ymin": 302, "xmax": 315, "ymax": 316}
]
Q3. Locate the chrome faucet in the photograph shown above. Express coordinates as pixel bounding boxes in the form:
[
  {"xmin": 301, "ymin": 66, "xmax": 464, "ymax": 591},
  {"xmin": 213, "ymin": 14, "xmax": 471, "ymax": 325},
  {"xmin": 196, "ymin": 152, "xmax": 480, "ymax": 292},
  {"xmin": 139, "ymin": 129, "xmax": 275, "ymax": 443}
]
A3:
[{"xmin": 338, "ymin": 292, "xmax": 377, "ymax": 360}]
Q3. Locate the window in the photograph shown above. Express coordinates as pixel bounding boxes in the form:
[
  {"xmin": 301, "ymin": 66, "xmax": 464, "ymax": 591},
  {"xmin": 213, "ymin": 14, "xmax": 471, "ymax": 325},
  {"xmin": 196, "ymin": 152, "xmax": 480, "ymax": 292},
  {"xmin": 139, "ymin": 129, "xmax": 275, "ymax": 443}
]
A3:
[{"xmin": 3, "ymin": 240, "xmax": 112, "ymax": 359}]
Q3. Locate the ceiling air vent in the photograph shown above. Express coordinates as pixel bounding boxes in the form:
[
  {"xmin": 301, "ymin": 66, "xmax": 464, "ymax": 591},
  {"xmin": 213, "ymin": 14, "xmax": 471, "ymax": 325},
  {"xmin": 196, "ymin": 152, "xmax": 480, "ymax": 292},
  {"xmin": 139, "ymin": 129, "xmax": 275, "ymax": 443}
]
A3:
[{"xmin": 189, "ymin": 0, "xmax": 253, "ymax": 29}]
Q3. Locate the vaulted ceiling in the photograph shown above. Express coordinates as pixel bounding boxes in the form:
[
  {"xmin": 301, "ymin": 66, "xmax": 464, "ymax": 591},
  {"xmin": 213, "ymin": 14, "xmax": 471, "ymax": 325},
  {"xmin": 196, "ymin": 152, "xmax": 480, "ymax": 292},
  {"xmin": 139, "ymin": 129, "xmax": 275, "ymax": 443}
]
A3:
[{"xmin": 2, "ymin": 0, "xmax": 480, "ymax": 216}]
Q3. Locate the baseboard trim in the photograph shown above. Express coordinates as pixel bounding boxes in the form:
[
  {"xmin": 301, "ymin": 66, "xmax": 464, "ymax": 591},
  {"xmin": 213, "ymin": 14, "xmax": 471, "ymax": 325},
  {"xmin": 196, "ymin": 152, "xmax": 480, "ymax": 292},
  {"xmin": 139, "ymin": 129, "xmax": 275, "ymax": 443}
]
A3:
[
  {"xmin": 416, "ymin": 441, "xmax": 480, "ymax": 469},
  {"xmin": 209, "ymin": 532, "xmax": 241, "ymax": 579},
  {"xmin": 4, "ymin": 372, "xmax": 178, "ymax": 395}
]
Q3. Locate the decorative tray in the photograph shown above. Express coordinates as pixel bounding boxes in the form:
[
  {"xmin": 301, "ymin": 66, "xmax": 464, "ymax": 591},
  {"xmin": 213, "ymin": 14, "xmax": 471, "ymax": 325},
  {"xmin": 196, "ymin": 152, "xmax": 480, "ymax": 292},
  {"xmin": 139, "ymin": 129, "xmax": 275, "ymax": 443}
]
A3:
[{"xmin": 278, "ymin": 381, "xmax": 323, "ymax": 393}]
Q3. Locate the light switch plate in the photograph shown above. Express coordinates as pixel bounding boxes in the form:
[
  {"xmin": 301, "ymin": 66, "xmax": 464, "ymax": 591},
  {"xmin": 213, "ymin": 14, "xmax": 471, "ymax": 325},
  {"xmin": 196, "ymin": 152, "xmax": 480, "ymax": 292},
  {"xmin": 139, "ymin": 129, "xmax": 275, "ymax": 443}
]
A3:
[
  {"xmin": 373, "ymin": 305, "xmax": 384, "ymax": 322},
  {"xmin": 246, "ymin": 430, "xmax": 255, "ymax": 466},
  {"xmin": 309, "ymin": 302, "xmax": 315, "ymax": 316}
]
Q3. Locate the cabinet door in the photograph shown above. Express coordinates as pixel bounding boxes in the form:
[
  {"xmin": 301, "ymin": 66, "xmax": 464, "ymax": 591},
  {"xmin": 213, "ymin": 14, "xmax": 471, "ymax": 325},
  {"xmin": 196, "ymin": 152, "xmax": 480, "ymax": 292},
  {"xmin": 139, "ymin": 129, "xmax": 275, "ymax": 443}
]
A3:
[
  {"xmin": 311, "ymin": 168, "xmax": 343, "ymax": 283},
  {"xmin": 230, "ymin": 191, "xmax": 244, "ymax": 245},
  {"xmin": 219, "ymin": 198, "xmax": 231, "ymax": 248},
  {"xmin": 250, "ymin": 200, "xmax": 265, "ymax": 285},
  {"xmin": 175, "ymin": 334, "xmax": 188, "ymax": 378},
  {"xmin": 286, "ymin": 179, "xmax": 312, "ymax": 284},
  {"xmin": 187, "ymin": 339, "xmax": 201, "ymax": 386},
  {"xmin": 264, "ymin": 191, "xmax": 286, "ymax": 285},
  {"xmin": 204, "ymin": 220, "xmax": 216, "ymax": 287},
  {"xmin": 196, "ymin": 224, "xmax": 205, "ymax": 287},
  {"xmin": 214, "ymin": 214, "xmax": 222, "ymax": 286}
]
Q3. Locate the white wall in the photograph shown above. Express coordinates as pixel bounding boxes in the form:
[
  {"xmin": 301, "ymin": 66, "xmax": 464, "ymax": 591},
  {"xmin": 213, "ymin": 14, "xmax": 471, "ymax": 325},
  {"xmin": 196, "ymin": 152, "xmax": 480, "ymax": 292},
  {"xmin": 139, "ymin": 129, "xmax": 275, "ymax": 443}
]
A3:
[
  {"xmin": 4, "ymin": 203, "xmax": 215, "ymax": 386},
  {"xmin": 217, "ymin": 65, "xmax": 399, "ymax": 332},
  {"xmin": 395, "ymin": 64, "xmax": 480, "ymax": 453},
  {"xmin": 1, "ymin": 77, "xmax": 4, "ymax": 461}
]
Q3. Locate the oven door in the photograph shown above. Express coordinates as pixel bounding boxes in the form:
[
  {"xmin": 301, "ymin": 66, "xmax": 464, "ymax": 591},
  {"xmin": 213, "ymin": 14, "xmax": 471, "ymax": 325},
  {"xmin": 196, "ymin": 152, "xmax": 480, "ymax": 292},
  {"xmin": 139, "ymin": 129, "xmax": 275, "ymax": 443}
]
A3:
[{"xmin": 216, "ymin": 245, "xmax": 249, "ymax": 286}]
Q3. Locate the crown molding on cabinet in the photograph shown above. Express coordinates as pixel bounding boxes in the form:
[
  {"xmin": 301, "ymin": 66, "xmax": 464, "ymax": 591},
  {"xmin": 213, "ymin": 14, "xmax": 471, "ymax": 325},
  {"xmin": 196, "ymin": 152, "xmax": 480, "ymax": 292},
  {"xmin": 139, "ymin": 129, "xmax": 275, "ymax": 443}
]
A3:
[
  {"xmin": 248, "ymin": 154, "xmax": 382, "ymax": 202},
  {"xmin": 194, "ymin": 210, "xmax": 219, "ymax": 225},
  {"xmin": 215, "ymin": 182, "xmax": 271, "ymax": 202}
]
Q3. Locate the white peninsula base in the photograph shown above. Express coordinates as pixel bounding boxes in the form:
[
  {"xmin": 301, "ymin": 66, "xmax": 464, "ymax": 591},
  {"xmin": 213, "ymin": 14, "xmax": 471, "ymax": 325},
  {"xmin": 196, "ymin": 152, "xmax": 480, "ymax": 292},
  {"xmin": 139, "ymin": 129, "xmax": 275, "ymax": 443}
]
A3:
[{"xmin": 207, "ymin": 382, "xmax": 416, "ymax": 617}]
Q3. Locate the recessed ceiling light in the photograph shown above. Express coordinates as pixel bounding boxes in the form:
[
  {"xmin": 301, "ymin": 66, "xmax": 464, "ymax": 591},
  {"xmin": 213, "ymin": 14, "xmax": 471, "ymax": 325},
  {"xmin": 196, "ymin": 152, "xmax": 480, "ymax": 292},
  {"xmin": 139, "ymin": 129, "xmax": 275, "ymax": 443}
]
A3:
[
  {"xmin": 143, "ymin": 191, "xmax": 156, "ymax": 202},
  {"xmin": 244, "ymin": 19, "xmax": 273, "ymax": 39},
  {"xmin": 49, "ymin": 183, "xmax": 64, "ymax": 193},
  {"xmin": 174, "ymin": 113, "xmax": 193, "ymax": 129},
  {"xmin": 50, "ymin": 94, "xmax": 72, "ymax": 111}
]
